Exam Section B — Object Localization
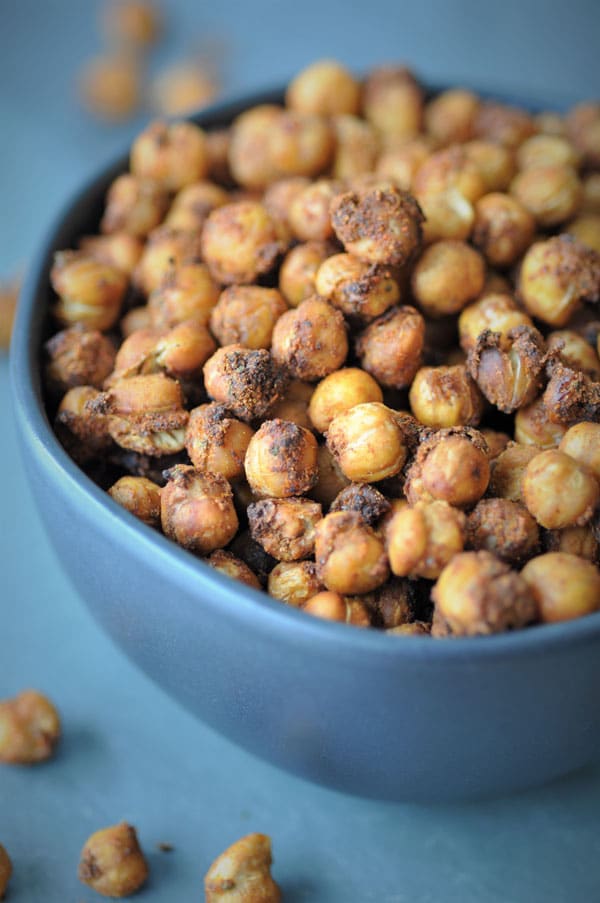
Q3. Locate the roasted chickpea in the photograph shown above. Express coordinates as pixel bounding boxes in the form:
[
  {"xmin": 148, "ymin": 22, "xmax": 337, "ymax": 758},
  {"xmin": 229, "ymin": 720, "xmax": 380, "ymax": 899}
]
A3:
[
  {"xmin": 130, "ymin": 120, "xmax": 208, "ymax": 191},
  {"xmin": 409, "ymin": 364, "xmax": 483, "ymax": 428},
  {"xmin": 425, "ymin": 88, "xmax": 480, "ymax": 145},
  {"xmin": 0, "ymin": 689, "xmax": 61, "ymax": 764},
  {"xmin": 314, "ymin": 510, "xmax": 389, "ymax": 594},
  {"xmin": 205, "ymin": 833, "xmax": 281, "ymax": 903},
  {"xmin": 286, "ymin": 59, "xmax": 360, "ymax": 115},
  {"xmin": 203, "ymin": 345, "xmax": 287, "ymax": 422},
  {"xmin": 543, "ymin": 524, "xmax": 599, "ymax": 563},
  {"xmin": 248, "ymin": 497, "xmax": 322, "ymax": 561},
  {"xmin": 108, "ymin": 475, "xmax": 161, "ymax": 526},
  {"xmin": 148, "ymin": 261, "xmax": 220, "ymax": 329},
  {"xmin": 78, "ymin": 822, "xmax": 149, "ymax": 898},
  {"xmin": 518, "ymin": 235, "xmax": 600, "ymax": 327},
  {"xmin": 201, "ymin": 201, "xmax": 286, "ymax": 285},
  {"xmin": 356, "ymin": 305, "xmax": 425, "ymax": 388},
  {"xmin": 135, "ymin": 226, "xmax": 203, "ymax": 297},
  {"xmin": 0, "ymin": 844, "xmax": 11, "ymax": 899},
  {"xmin": 363, "ymin": 66, "xmax": 424, "ymax": 145},
  {"xmin": 472, "ymin": 193, "xmax": 536, "ymax": 268},
  {"xmin": 376, "ymin": 137, "xmax": 434, "ymax": 191},
  {"xmin": 404, "ymin": 427, "xmax": 490, "ymax": 509},
  {"xmin": 331, "ymin": 114, "xmax": 379, "ymax": 180},
  {"xmin": 522, "ymin": 553, "xmax": 600, "ymax": 623},
  {"xmin": 329, "ymin": 482, "xmax": 390, "ymax": 525},
  {"xmin": 516, "ymin": 134, "xmax": 580, "ymax": 171},
  {"xmin": 288, "ymin": 179, "xmax": 342, "ymax": 241},
  {"xmin": 80, "ymin": 232, "xmax": 144, "ymax": 277},
  {"xmin": 309, "ymin": 444, "xmax": 350, "ymax": 506},
  {"xmin": 566, "ymin": 214, "xmax": 600, "ymax": 254},
  {"xmin": 51, "ymin": 251, "xmax": 127, "ymax": 331},
  {"xmin": 210, "ymin": 286, "xmax": 287, "ymax": 350},
  {"xmin": 510, "ymin": 164, "xmax": 582, "ymax": 227},
  {"xmin": 164, "ymin": 180, "xmax": 229, "ymax": 231},
  {"xmin": 474, "ymin": 101, "xmax": 536, "ymax": 149},
  {"xmin": 268, "ymin": 560, "xmax": 323, "ymax": 607},
  {"xmin": 514, "ymin": 397, "xmax": 567, "ymax": 448},
  {"xmin": 462, "ymin": 139, "xmax": 516, "ymax": 192},
  {"xmin": 101, "ymin": 174, "xmax": 169, "ymax": 238},
  {"xmin": 489, "ymin": 442, "xmax": 540, "ymax": 503},
  {"xmin": 559, "ymin": 422, "xmax": 600, "ymax": 481},
  {"xmin": 330, "ymin": 185, "xmax": 424, "ymax": 265},
  {"xmin": 185, "ymin": 404, "xmax": 254, "ymax": 482},
  {"xmin": 206, "ymin": 550, "xmax": 261, "ymax": 589},
  {"xmin": 327, "ymin": 402, "xmax": 407, "ymax": 483},
  {"xmin": 245, "ymin": 419, "xmax": 318, "ymax": 498},
  {"xmin": 161, "ymin": 465, "xmax": 238, "ymax": 553},
  {"xmin": 79, "ymin": 54, "xmax": 141, "ymax": 122},
  {"xmin": 432, "ymin": 551, "xmax": 536, "ymax": 636},
  {"xmin": 278, "ymin": 240, "xmax": 335, "ymax": 308},
  {"xmin": 45, "ymin": 324, "xmax": 116, "ymax": 393},
  {"xmin": 303, "ymin": 591, "xmax": 372, "ymax": 626},
  {"xmin": 522, "ymin": 449, "xmax": 599, "ymax": 529},
  {"xmin": 271, "ymin": 297, "xmax": 348, "ymax": 381},
  {"xmin": 385, "ymin": 499, "xmax": 466, "ymax": 579},
  {"xmin": 467, "ymin": 325, "xmax": 546, "ymax": 413},
  {"xmin": 411, "ymin": 240, "xmax": 485, "ymax": 318},
  {"xmin": 467, "ymin": 498, "xmax": 539, "ymax": 564},
  {"xmin": 308, "ymin": 367, "xmax": 383, "ymax": 433},
  {"xmin": 458, "ymin": 293, "xmax": 533, "ymax": 353},
  {"xmin": 315, "ymin": 253, "xmax": 400, "ymax": 321}
]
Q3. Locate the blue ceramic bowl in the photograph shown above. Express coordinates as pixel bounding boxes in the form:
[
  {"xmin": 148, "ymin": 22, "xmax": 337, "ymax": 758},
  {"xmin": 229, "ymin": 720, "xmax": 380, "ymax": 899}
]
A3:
[{"xmin": 11, "ymin": 87, "xmax": 600, "ymax": 802}]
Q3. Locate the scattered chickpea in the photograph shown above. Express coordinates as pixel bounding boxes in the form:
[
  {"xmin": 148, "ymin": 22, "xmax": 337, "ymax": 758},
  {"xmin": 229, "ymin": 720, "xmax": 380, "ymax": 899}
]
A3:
[
  {"xmin": 201, "ymin": 201, "xmax": 286, "ymax": 285},
  {"xmin": 203, "ymin": 345, "xmax": 288, "ymax": 422},
  {"xmin": 51, "ymin": 251, "xmax": 127, "ymax": 331},
  {"xmin": 268, "ymin": 560, "xmax": 323, "ymax": 607},
  {"xmin": 248, "ymin": 497, "xmax": 322, "ymax": 561},
  {"xmin": 385, "ymin": 499, "xmax": 466, "ymax": 579},
  {"xmin": 522, "ymin": 449, "xmax": 599, "ymax": 529},
  {"xmin": 303, "ymin": 591, "xmax": 372, "ymax": 626},
  {"xmin": 161, "ymin": 465, "xmax": 238, "ymax": 554},
  {"xmin": 467, "ymin": 498, "xmax": 539, "ymax": 564},
  {"xmin": 327, "ymin": 402, "xmax": 407, "ymax": 483},
  {"xmin": 0, "ymin": 690, "xmax": 61, "ymax": 764},
  {"xmin": 522, "ymin": 553, "xmax": 600, "ymax": 623},
  {"xmin": 45, "ymin": 324, "xmax": 116, "ymax": 393},
  {"xmin": 206, "ymin": 550, "xmax": 261, "ymax": 590},
  {"xmin": 131, "ymin": 120, "xmax": 209, "ymax": 191},
  {"xmin": 79, "ymin": 54, "xmax": 142, "ymax": 122},
  {"xmin": 108, "ymin": 475, "xmax": 162, "ymax": 526},
  {"xmin": 271, "ymin": 297, "xmax": 348, "ymax": 381},
  {"xmin": 245, "ymin": 419, "xmax": 318, "ymax": 499},
  {"xmin": 308, "ymin": 368, "xmax": 383, "ymax": 434},
  {"xmin": 472, "ymin": 193, "xmax": 536, "ymax": 268},
  {"xmin": 489, "ymin": 442, "xmax": 540, "ymax": 503},
  {"xmin": 78, "ymin": 822, "xmax": 148, "ymax": 898},
  {"xmin": 409, "ymin": 364, "xmax": 483, "ymax": 428},
  {"xmin": 204, "ymin": 833, "xmax": 281, "ymax": 903},
  {"xmin": 404, "ymin": 427, "xmax": 490, "ymax": 509},
  {"xmin": 314, "ymin": 510, "xmax": 389, "ymax": 594},
  {"xmin": 210, "ymin": 286, "xmax": 287, "ymax": 350},
  {"xmin": 356, "ymin": 305, "xmax": 425, "ymax": 388},
  {"xmin": 0, "ymin": 845, "xmax": 11, "ymax": 899},
  {"xmin": 411, "ymin": 240, "xmax": 485, "ymax": 318},
  {"xmin": 514, "ymin": 397, "xmax": 567, "ymax": 448},
  {"xmin": 278, "ymin": 240, "xmax": 335, "ymax": 308},
  {"xmin": 467, "ymin": 325, "xmax": 546, "ymax": 413}
]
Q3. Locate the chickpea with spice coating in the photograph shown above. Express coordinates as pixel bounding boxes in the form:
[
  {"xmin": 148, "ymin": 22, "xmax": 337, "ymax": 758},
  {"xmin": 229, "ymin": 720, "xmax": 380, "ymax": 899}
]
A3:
[
  {"xmin": 51, "ymin": 251, "xmax": 127, "ymax": 332},
  {"xmin": 271, "ymin": 297, "xmax": 348, "ymax": 381},
  {"xmin": 303, "ymin": 591, "xmax": 372, "ymax": 626},
  {"xmin": 315, "ymin": 253, "xmax": 400, "ymax": 321},
  {"xmin": 201, "ymin": 201, "xmax": 287, "ymax": 285},
  {"xmin": 411, "ymin": 240, "xmax": 485, "ymax": 318},
  {"xmin": 0, "ymin": 844, "xmax": 11, "ymax": 899},
  {"xmin": 203, "ymin": 345, "xmax": 288, "ymax": 422},
  {"xmin": 130, "ymin": 120, "xmax": 209, "ymax": 191},
  {"xmin": 186, "ymin": 404, "xmax": 254, "ymax": 482},
  {"xmin": 308, "ymin": 368, "xmax": 383, "ymax": 434},
  {"xmin": 268, "ymin": 560, "xmax": 323, "ymax": 607},
  {"xmin": 245, "ymin": 419, "xmax": 318, "ymax": 499},
  {"xmin": 210, "ymin": 286, "xmax": 287, "ymax": 350},
  {"xmin": 205, "ymin": 833, "xmax": 281, "ymax": 903},
  {"xmin": 0, "ymin": 690, "xmax": 61, "ymax": 764},
  {"xmin": 409, "ymin": 364, "xmax": 483, "ymax": 428},
  {"xmin": 404, "ymin": 427, "xmax": 490, "ymax": 509},
  {"xmin": 248, "ymin": 497, "xmax": 322, "ymax": 561},
  {"xmin": 278, "ymin": 240, "xmax": 335, "ymax": 308},
  {"xmin": 522, "ymin": 449, "xmax": 599, "ymax": 529},
  {"xmin": 161, "ymin": 465, "xmax": 238, "ymax": 554},
  {"xmin": 327, "ymin": 402, "xmax": 407, "ymax": 483},
  {"xmin": 385, "ymin": 499, "xmax": 466, "ymax": 579},
  {"xmin": 78, "ymin": 822, "xmax": 148, "ymax": 898},
  {"xmin": 356, "ymin": 305, "xmax": 425, "ymax": 389},
  {"xmin": 522, "ymin": 553, "xmax": 600, "ymax": 623},
  {"xmin": 315, "ymin": 510, "xmax": 389, "ymax": 594},
  {"xmin": 108, "ymin": 476, "xmax": 161, "ymax": 526}
]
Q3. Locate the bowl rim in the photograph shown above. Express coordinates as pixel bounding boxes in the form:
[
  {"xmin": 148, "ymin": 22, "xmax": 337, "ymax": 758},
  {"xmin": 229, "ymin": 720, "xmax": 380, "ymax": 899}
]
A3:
[{"xmin": 11, "ymin": 82, "xmax": 600, "ymax": 665}]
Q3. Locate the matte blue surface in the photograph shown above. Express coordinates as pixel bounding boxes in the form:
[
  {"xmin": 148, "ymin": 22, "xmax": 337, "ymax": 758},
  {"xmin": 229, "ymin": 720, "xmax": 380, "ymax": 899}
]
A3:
[{"xmin": 3, "ymin": 1, "xmax": 600, "ymax": 900}]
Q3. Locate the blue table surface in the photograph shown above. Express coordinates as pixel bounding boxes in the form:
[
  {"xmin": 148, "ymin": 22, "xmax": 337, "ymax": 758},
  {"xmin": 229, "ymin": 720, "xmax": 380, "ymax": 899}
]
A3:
[{"xmin": 2, "ymin": 1, "xmax": 600, "ymax": 900}]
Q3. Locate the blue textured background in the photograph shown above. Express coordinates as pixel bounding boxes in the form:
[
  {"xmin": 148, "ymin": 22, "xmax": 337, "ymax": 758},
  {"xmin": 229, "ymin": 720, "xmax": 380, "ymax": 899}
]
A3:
[{"xmin": 2, "ymin": 1, "xmax": 600, "ymax": 900}]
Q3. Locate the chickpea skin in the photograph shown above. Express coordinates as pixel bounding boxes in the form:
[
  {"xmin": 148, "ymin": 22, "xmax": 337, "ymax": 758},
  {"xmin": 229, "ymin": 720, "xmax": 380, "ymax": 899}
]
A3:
[
  {"xmin": 522, "ymin": 553, "xmax": 600, "ymax": 623},
  {"xmin": 286, "ymin": 59, "xmax": 360, "ymax": 115},
  {"xmin": 130, "ymin": 120, "xmax": 208, "ymax": 191},
  {"xmin": 161, "ymin": 466, "xmax": 239, "ymax": 554},
  {"xmin": 108, "ymin": 476, "xmax": 162, "ymax": 526},
  {"xmin": 404, "ymin": 428, "xmax": 490, "ymax": 509},
  {"xmin": 248, "ymin": 497, "xmax": 322, "ymax": 561},
  {"xmin": 45, "ymin": 324, "xmax": 116, "ymax": 393},
  {"xmin": 303, "ymin": 591, "xmax": 372, "ymax": 627},
  {"xmin": 0, "ymin": 844, "xmax": 11, "ymax": 899},
  {"xmin": 210, "ymin": 286, "xmax": 287, "ymax": 350},
  {"xmin": 327, "ymin": 402, "xmax": 407, "ymax": 483},
  {"xmin": 268, "ymin": 560, "xmax": 323, "ymax": 607},
  {"xmin": 203, "ymin": 345, "xmax": 288, "ymax": 422},
  {"xmin": 271, "ymin": 297, "xmax": 348, "ymax": 381},
  {"xmin": 385, "ymin": 500, "xmax": 466, "ymax": 579},
  {"xmin": 51, "ymin": 251, "xmax": 127, "ymax": 332},
  {"xmin": 101, "ymin": 174, "xmax": 169, "ymax": 238},
  {"xmin": 472, "ymin": 193, "xmax": 536, "ymax": 268},
  {"xmin": 489, "ymin": 442, "xmax": 541, "ymax": 503},
  {"xmin": 314, "ymin": 510, "xmax": 389, "ymax": 594},
  {"xmin": 206, "ymin": 550, "xmax": 261, "ymax": 590},
  {"xmin": 201, "ymin": 201, "xmax": 287, "ymax": 285},
  {"xmin": 409, "ymin": 364, "xmax": 483, "ymax": 428},
  {"xmin": 315, "ymin": 253, "xmax": 400, "ymax": 321},
  {"xmin": 186, "ymin": 404, "xmax": 254, "ymax": 482},
  {"xmin": 467, "ymin": 498, "xmax": 539, "ymax": 564},
  {"xmin": 411, "ymin": 240, "xmax": 486, "ymax": 318},
  {"xmin": 279, "ymin": 240, "xmax": 335, "ymax": 308},
  {"xmin": 356, "ymin": 305, "xmax": 425, "ymax": 389},
  {"xmin": 0, "ymin": 689, "xmax": 61, "ymax": 764},
  {"xmin": 559, "ymin": 422, "xmax": 600, "ymax": 481},
  {"xmin": 245, "ymin": 419, "xmax": 318, "ymax": 499},
  {"xmin": 78, "ymin": 822, "xmax": 149, "ymax": 898},
  {"xmin": 510, "ymin": 164, "xmax": 583, "ymax": 228},
  {"xmin": 522, "ymin": 449, "xmax": 599, "ymax": 529},
  {"xmin": 308, "ymin": 368, "xmax": 383, "ymax": 434},
  {"xmin": 205, "ymin": 833, "xmax": 281, "ymax": 903}
]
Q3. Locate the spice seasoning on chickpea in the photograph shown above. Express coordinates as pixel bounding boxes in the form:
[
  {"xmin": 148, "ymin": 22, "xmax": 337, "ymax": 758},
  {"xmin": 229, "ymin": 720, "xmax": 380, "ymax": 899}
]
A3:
[
  {"xmin": 78, "ymin": 822, "xmax": 149, "ymax": 898},
  {"xmin": 0, "ymin": 690, "xmax": 61, "ymax": 764}
]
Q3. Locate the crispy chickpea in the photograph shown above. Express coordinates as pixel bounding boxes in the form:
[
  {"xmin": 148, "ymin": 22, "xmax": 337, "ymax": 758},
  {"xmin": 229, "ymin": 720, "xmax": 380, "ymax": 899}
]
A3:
[
  {"xmin": 548, "ymin": 330, "xmax": 600, "ymax": 378},
  {"xmin": 363, "ymin": 66, "xmax": 424, "ymax": 145},
  {"xmin": 185, "ymin": 404, "xmax": 254, "ymax": 482},
  {"xmin": 566, "ymin": 102, "xmax": 600, "ymax": 169},
  {"xmin": 314, "ymin": 510, "xmax": 389, "ymax": 593},
  {"xmin": 330, "ymin": 185, "xmax": 424, "ymax": 266},
  {"xmin": 108, "ymin": 475, "xmax": 161, "ymax": 526},
  {"xmin": 467, "ymin": 325, "xmax": 546, "ymax": 413},
  {"xmin": 327, "ymin": 402, "xmax": 407, "ymax": 483},
  {"xmin": 135, "ymin": 226, "xmax": 203, "ymax": 297},
  {"xmin": 148, "ymin": 261, "xmax": 220, "ymax": 329},
  {"xmin": 474, "ymin": 101, "xmax": 536, "ymax": 149},
  {"xmin": 424, "ymin": 88, "xmax": 480, "ymax": 145},
  {"xmin": 308, "ymin": 367, "xmax": 383, "ymax": 433},
  {"xmin": 329, "ymin": 482, "xmax": 390, "ymax": 525},
  {"xmin": 51, "ymin": 251, "xmax": 127, "ymax": 331},
  {"xmin": 432, "ymin": 551, "xmax": 536, "ymax": 636},
  {"xmin": 201, "ymin": 201, "xmax": 286, "ymax": 285},
  {"xmin": 80, "ymin": 232, "xmax": 143, "ymax": 277},
  {"xmin": 203, "ymin": 345, "xmax": 288, "ymax": 422},
  {"xmin": 462, "ymin": 139, "xmax": 516, "ymax": 192},
  {"xmin": 286, "ymin": 59, "xmax": 360, "ymax": 115},
  {"xmin": 522, "ymin": 449, "xmax": 599, "ymax": 529},
  {"xmin": 267, "ymin": 379, "xmax": 314, "ymax": 431},
  {"xmin": 303, "ymin": 591, "xmax": 372, "ymax": 626},
  {"xmin": 279, "ymin": 240, "xmax": 335, "ymax": 308},
  {"xmin": 207, "ymin": 550, "xmax": 261, "ymax": 590},
  {"xmin": 376, "ymin": 137, "xmax": 434, "ymax": 191},
  {"xmin": 404, "ymin": 427, "xmax": 490, "ymax": 509},
  {"xmin": 356, "ymin": 305, "xmax": 425, "ymax": 388},
  {"xmin": 130, "ymin": 120, "xmax": 208, "ymax": 191},
  {"xmin": 411, "ymin": 240, "xmax": 485, "ymax": 318},
  {"xmin": 331, "ymin": 114, "xmax": 379, "ymax": 180},
  {"xmin": 263, "ymin": 177, "xmax": 311, "ymax": 231},
  {"xmin": 490, "ymin": 442, "xmax": 541, "ymax": 503},
  {"xmin": 161, "ymin": 465, "xmax": 238, "ymax": 553},
  {"xmin": 458, "ymin": 293, "xmax": 533, "ymax": 353},
  {"xmin": 205, "ymin": 833, "xmax": 281, "ymax": 903},
  {"xmin": 385, "ymin": 499, "xmax": 466, "ymax": 579},
  {"xmin": 566, "ymin": 214, "xmax": 600, "ymax": 254},
  {"xmin": 78, "ymin": 822, "xmax": 148, "ymax": 898},
  {"xmin": 516, "ymin": 134, "xmax": 580, "ymax": 171},
  {"xmin": 518, "ymin": 235, "xmax": 600, "ymax": 327},
  {"xmin": 210, "ymin": 286, "xmax": 287, "ymax": 350},
  {"xmin": 309, "ymin": 444, "xmax": 349, "ymax": 506},
  {"xmin": 472, "ymin": 193, "xmax": 536, "ymax": 268},
  {"xmin": 0, "ymin": 844, "xmax": 11, "ymax": 899},
  {"xmin": 248, "ymin": 497, "xmax": 322, "ymax": 561},
  {"xmin": 543, "ymin": 525, "xmax": 599, "ymax": 562},
  {"xmin": 559, "ymin": 422, "xmax": 600, "ymax": 481},
  {"xmin": 510, "ymin": 164, "xmax": 582, "ymax": 227},
  {"xmin": 45, "ymin": 324, "xmax": 116, "ymax": 393},
  {"xmin": 409, "ymin": 364, "xmax": 483, "ymax": 428},
  {"xmin": 522, "ymin": 553, "xmax": 600, "ymax": 623},
  {"xmin": 288, "ymin": 179, "xmax": 342, "ymax": 242},
  {"xmin": 245, "ymin": 419, "xmax": 318, "ymax": 499},
  {"xmin": 103, "ymin": 0, "xmax": 161, "ymax": 48},
  {"xmin": 514, "ymin": 397, "xmax": 567, "ymax": 448},
  {"xmin": 268, "ymin": 560, "xmax": 323, "ymax": 607},
  {"xmin": 271, "ymin": 297, "xmax": 348, "ymax": 381},
  {"xmin": 79, "ymin": 54, "xmax": 141, "ymax": 122},
  {"xmin": 0, "ymin": 689, "xmax": 61, "ymax": 764},
  {"xmin": 315, "ymin": 253, "xmax": 400, "ymax": 321},
  {"xmin": 467, "ymin": 498, "xmax": 539, "ymax": 564},
  {"xmin": 101, "ymin": 174, "xmax": 169, "ymax": 238},
  {"xmin": 164, "ymin": 180, "xmax": 229, "ymax": 231}
]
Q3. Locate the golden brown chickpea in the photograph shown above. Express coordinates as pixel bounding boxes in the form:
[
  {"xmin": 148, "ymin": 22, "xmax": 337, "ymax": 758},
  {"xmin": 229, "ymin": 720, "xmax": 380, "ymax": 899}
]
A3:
[
  {"xmin": 51, "ymin": 251, "xmax": 127, "ymax": 332},
  {"xmin": 268, "ymin": 560, "xmax": 323, "ymax": 606},
  {"xmin": 543, "ymin": 524, "xmax": 599, "ymax": 563},
  {"xmin": 79, "ymin": 54, "xmax": 141, "ymax": 122},
  {"xmin": 268, "ymin": 110, "xmax": 335, "ymax": 179},
  {"xmin": 148, "ymin": 261, "xmax": 220, "ymax": 329},
  {"xmin": 474, "ymin": 101, "xmax": 536, "ymax": 149},
  {"xmin": 0, "ymin": 844, "xmax": 11, "ymax": 899},
  {"xmin": 467, "ymin": 325, "xmax": 546, "ymax": 413},
  {"xmin": 522, "ymin": 449, "xmax": 599, "ymax": 529},
  {"xmin": 462, "ymin": 139, "xmax": 516, "ymax": 192},
  {"xmin": 472, "ymin": 193, "xmax": 536, "ymax": 268},
  {"xmin": 267, "ymin": 379, "xmax": 314, "ymax": 431},
  {"xmin": 412, "ymin": 240, "xmax": 485, "ymax": 318},
  {"xmin": 286, "ymin": 59, "xmax": 361, "ymax": 115},
  {"xmin": 404, "ymin": 427, "xmax": 490, "ymax": 509},
  {"xmin": 432, "ymin": 551, "xmax": 536, "ymax": 636},
  {"xmin": 413, "ymin": 145, "xmax": 486, "ymax": 204},
  {"xmin": 78, "ymin": 822, "xmax": 148, "ymax": 898},
  {"xmin": 547, "ymin": 330, "xmax": 600, "ymax": 378},
  {"xmin": 203, "ymin": 345, "xmax": 288, "ymax": 422},
  {"xmin": 566, "ymin": 102, "xmax": 600, "ymax": 169},
  {"xmin": 271, "ymin": 297, "xmax": 348, "ymax": 381},
  {"xmin": 514, "ymin": 397, "xmax": 567, "ymax": 448},
  {"xmin": 522, "ymin": 552, "xmax": 600, "ymax": 623},
  {"xmin": 205, "ymin": 832, "xmax": 281, "ymax": 903},
  {"xmin": 263, "ymin": 177, "xmax": 311, "ymax": 232},
  {"xmin": 331, "ymin": 114, "xmax": 379, "ymax": 180},
  {"xmin": 201, "ymin": 201, "xmax": 286, "ymax": 285},
  {"xmin": 516, "ymin": 134, "xmax": 580, "ymax": 171},
  {"xmin": 424, "ymin": 88, "xmax": 480, "ymax": 145},
  {"xmin": 330, "ymin": 185, "xmax": 424, "ymax": 265},
  {"xmin": 467, "ymin": 498, "xmax": 539, "ymax": 564},
  {"xmin": 288, "ymin": 179, "xmax": 343, "ymax": 241},
  {"xmin": 385, "ymin": 499, "xmax": 466, "ymax": 579},
  {"xmin": 0, "ymin": 689, "xmax": 61, "ymax": 764},
  {"xmin": 149, "ymin": 61, "xmax": 218, "ymax": 117},
  {"xmin": 315, "ymin": 253, "xmax": 400, "ymax": 321},
  {"xmin": 458, "ymin": 293, "xmax": 533, "ymax": 353},
  {"xmin": 314, "ymin": 510, "xmax": 389, "ymax": 594},
  {"xmin": 185, "ymin": 404, "xmax": 254, "ymax": 482},
  {"xmin": 363, "ymin": 66, "xmax": 424, "ymax": 145},
  {"xmin": 566, "ymin": 214, "xmax": 600, "ymax": 254},
  {"xmin": 210, "ymin": 286, "xmax": 287, "ymax": 350},
  {"xmin": 101, "ymin": 174, "xmax": 169, "ymax": 238},
  {"xmin": 329, "ymin": 482, "xmax": 390, "ymax": 525},
  {"xmin": 327, "ymin": 402, "xmax": 407, "ymax": 483},
  {"xmin": 308, "ymin": 367, "xmax": 383, "ymax": 433},
  {"xmin": 375, "ymin": 137, "xmax": 434, "ymax": 191},
  {"xmin": 489, "ymin": 442, "xmax": 540, "ymax": 503},
  {"xmin": 161, "ymin": 465, "xmax": 238, "ymax": 554},
  {"xmin": 409, "ymin": 364, "xmax": 483, "ymax": 428},
  {"xmin": 103, "ymin": 0, "xmax": 161, "ymax": 48},
  {"xmin": 80, "ymin": 232, "xmax": 144, "ymax": 277},
  {"xmin": 356, "ymin": 305, "xmax": 425, "ymax": 388},
  {"xmin": 130, "ymin": 120, "xmax": 209, "ymax": 191},
  {"xmin": 108, "ymin": 475, "xmax": 162, "ymax": 526},
  {"xmin": 245, "ymin": 419, "xmax": 318, "ymax": 499},
  {"xmin": 303, "ymin": 591, "xmax": 372, "ymax": 626},
  {"xmin": 480, "ymin": 428, "xmax": 511, "ymax": 461},
  {"xmin": 135, "ymin": 226, "xmax": 203, "ymax": 297},
  {"xmin": 45, "ymin": 324, "xmax": 116, "ymax": 393},
  {"xmin": 164, "ymin": 180, "xmax": 229, "ymax": 231},
  {"xmin": 518, "ymin": 235, "xmax": 600, "ymax": 327},
  {"xmin": 278, "ymin": 240, "xmax": 335, "ymax": 308},
  {"xmin": 248, "ymin": 497, "xmax": 322, "ymax": 561},
  {"xmin": 559, "ymin": 422, "xmax": 600, "ymax": 481},
  {"xmin": 206, "ymin": 550, "xmax": 261, "ymax": 590},
  {"xmin": 309, "ymin": 444, "xmax": 350, "ymax": 506},
  {"xmin": 510, "ymin": 164, "xmax": 582, "ymax": 227}
]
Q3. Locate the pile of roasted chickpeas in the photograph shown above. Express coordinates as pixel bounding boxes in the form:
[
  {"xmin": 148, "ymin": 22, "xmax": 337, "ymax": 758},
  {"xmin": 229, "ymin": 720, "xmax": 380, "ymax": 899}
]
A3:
[{"xmin": 45, "ymin": 59, "xmax": 600, "ymax": 637}]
